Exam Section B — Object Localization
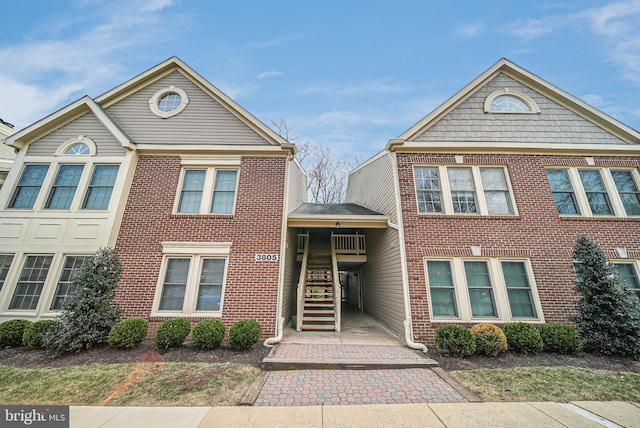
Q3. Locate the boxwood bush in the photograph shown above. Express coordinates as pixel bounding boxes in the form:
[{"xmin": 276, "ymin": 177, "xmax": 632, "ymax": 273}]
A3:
[
  {"xmin": 23, "ymin": 320, "xmax": 57, "ymax": 349},
  {"xmin": 435, "ymin": 324, "xmax": 475, "ymax": 357},
  {"xmin": 539, "ymin": 323, "xmax": 582, "ymax": 354},
  {"xmin": 191, "ymin": 319, "xmax": 226, "ymax": 350},
  {"xmin": 0, "ymin": 320, "xmax": 32, "ymax": 348},
  {"xmin": 503, "ymin": 322, "xmax": 543, "ymax": 353},
  {"xmin": 228, "ymin": 319, "xmax": 261, "ymax": 350},
  {"xmin": 470, "ymin": 323, "xmax": 507, "ymax": 356},
  {"xmin": 155, "ymin": 318, "xmax": 191, "ymax": 354},
  {"xmin": 108, "ymin": 318, "xmax": 149, "ymax": 349}
]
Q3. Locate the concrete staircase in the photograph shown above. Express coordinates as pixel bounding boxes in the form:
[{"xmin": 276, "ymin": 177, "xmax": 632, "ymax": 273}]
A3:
[{"xmin": 301, "ymin": 255, "xmax": 336, "ymax": 331}]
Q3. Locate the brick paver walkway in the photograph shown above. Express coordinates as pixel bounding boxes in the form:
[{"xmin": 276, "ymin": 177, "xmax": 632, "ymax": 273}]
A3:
[
  {"xmin": 254, "ymin": 368, "xmax": 467, "ymax": 406},
  {"xmin": 272, "ymin": 343, "xmax": 426, "ymax": 360}
]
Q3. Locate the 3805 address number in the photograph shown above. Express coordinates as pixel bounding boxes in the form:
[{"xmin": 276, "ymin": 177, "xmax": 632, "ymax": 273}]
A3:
[{"xmin": 255, "ymin": 254, "xmax": 279, "ymax": 262}]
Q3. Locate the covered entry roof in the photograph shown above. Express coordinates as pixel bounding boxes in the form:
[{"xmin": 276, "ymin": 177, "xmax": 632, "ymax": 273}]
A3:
[{"xmin": 288, "ymin": 203, "xmax": 389, "ymax": 228}]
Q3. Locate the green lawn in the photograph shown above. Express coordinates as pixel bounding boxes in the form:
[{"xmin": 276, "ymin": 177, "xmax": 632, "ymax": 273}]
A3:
[
  {"xmin": 452, "ymin": 367, "xmax": 640, "ymax": 402},
  {"xmin": 0, "ymin": 362, "xmax": 260, "ymax": 406}
]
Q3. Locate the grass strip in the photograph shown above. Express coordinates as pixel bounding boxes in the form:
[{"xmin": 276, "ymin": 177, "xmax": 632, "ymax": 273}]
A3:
[
  {"xmin": 451, "ymin": 366, "xmax": 640, "ymax": 402},
  {"xmin": 0, "ymin": 363, "xmax": 260, "ymax": 406}
]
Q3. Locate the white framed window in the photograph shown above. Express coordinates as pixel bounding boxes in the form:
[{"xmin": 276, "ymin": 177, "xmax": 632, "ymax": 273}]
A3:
[
  {"xmin": 8, "ymin": 164, "xmax": 50, "ymax": 209},
  {"xmin": 149, "ymin": 86, "xmax": 189, "ymax": 118},
  {"xmin": 546, "ymin": 167, "xmax": 640, "ymax": 217},
  {"xmin": 152, "ymin": 242, "xmax": 231, "ymax": 316},
  {"xmin": 8, "ymin": 255, "xmax": 54, "ymax": 311},
  {"xmin": 425, "ymin": 257, "xmax": 543, "ymax": 322},
  {"xmin": 414, "ymin": 165, "xmax": 515, "ymax": 215},
  {"xmin": 613, "ymin": 261, "xmax": 640, "ymax": 299},
  {"xmin": 45, "ymin": 164, "xmax": 85, "ymax": 209},
  {"xmin": 82, "ymin": 164, "xmax": 119, "ymax": 210},
  {"xmin": 175, "ymin": 167, "xmax": 239, "ymax": 214},
  {"xmin": 55, "ymin": 136, "xmax": 97, "ymax": 156},
  {"xmin": 49, "ymin": 255, "xmax": 91, "ymax": 310},
  {"xmin": 484, "ymin": 89, "xmax": 540, "ymax": 113},
  {"xmin": 0, "ymin": 254, "xmax": 15, "ymax": 293}
]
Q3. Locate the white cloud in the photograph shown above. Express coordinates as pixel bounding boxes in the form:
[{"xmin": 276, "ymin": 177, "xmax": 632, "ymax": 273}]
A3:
[
  {"xmin": 456, "ymin": 23, "xmax": 486, "ymax": 38},
  {"xmin": 141, "ymin": 0, "xmax": 177, "ymax": 12},
  {"xmin": 506, "ymin": 18, "xmax": 555, "ymax": 40},
  {"xmin": 256, "ymin": 70, "xmax": 284, "ymax": 79}
]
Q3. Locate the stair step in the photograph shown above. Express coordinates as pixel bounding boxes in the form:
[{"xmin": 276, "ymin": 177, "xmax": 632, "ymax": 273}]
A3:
[
  {"xmin": 305, "ymin": 297, "xmax": 333, "ymax": 302},
  {"xmin": 303, "ymin": 309, "xmax": 335, "ymax": 314},
  {"xmin": 304, "ymin": 303, "xmax": 335, "ymax": 308},
  {"xmin": 302, "ymin": 316, "xmax": 335, "ymax": 322},
  {"xmin": 301, "ymin": 324, "xmax": 336, "ymax": 331}
]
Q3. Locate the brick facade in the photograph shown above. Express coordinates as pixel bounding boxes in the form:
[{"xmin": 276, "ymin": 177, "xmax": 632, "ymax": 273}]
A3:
[
  {"xmin": 397, "ymin": 152, "xmax": 640, "ymax": 345},
  {"xmin": 114, "ymin": 155, "xmax": 287, "ymax": 337}
]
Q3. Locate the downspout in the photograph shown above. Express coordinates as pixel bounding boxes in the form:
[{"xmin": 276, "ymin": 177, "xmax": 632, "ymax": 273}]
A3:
[
  {"xmin": 389, "ymin": 151, "xmax": 428, "ymax": 354},
  {"xmin": 264, "ymin": 154, "xmax": 293, "ymax": 347}
]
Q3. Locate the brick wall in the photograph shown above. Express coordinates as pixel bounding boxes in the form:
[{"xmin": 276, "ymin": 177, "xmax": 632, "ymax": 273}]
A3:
[
  {"xmin": 397, "ymin": 152, "xmax": 640, "ymax": 345},
  {"xmin": 114, "ymin": 155, "xmax": 287, "ymax": 338}
]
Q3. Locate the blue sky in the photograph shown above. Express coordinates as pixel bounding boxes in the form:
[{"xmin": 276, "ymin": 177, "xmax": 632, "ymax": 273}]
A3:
[{"xmin": 1, "ymin": 0, "xmax": 639, "ymax": 161}]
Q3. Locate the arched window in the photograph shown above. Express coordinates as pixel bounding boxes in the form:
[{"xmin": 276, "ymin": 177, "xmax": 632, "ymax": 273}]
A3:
[
  {"xmin": 484, "ymin": 90, "xmax": 540, "ymax": 114},
  {"xmin": 55, "ymin": 136, "xmax": 97, "ymax": 156}
]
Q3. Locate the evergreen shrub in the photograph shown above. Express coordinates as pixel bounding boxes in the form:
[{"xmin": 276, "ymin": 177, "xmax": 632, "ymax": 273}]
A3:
[
  {"xmin": 538, "ymin": 323, "xmax": 582, "ymax": 354},
  {"xmin": 228, "ymin": 319, "xmax": 261, "ymax": 350},
  {"xmin": 435, "ymin": 324, "xmax": 476, "ymax": 357},
  {"xmin": 470, "ymin": 323, "xmax": 507, "ymax": 356},
  {"xmin": 0, "ymin": 320, "xmax": 32, "ymax": 347},
  {"xmin": 108, "ymin": 318, "xmax": 149, "ymax": 349},
  {"xmin": 503, "ymin": 322, "xmax": 543, "ymax": 353},
  {"xmin": 23, "ymin": 320, "xmax": 57, "ymax": 348},
  {"xmin": 191, "ymin": 319, "xmax": 226, "ymax": 350},
  {"xmin": 155, "ymin": 318, "xmax": 191, "ymax": 354}
]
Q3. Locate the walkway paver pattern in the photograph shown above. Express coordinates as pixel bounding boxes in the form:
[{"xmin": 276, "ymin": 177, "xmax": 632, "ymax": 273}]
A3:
[
  {"xmin": 271, "ymin": 343, "xmax": 426, "ymax": 360},
  {"xmin": 255, "ymin": 368, "xmax": 467, "ymax": 406}
]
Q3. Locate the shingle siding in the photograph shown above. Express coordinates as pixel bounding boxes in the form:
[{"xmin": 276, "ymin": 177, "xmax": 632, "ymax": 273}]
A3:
[
  {"xmin": 106, "ymin": 71, "xmax": 270, "ymax": 146},
  {"xmin": 414, "ymin": 73, "xmax": 627, "ymax": 145}
]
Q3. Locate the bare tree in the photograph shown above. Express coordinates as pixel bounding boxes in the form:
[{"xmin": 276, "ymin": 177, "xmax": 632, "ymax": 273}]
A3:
[{"xmin": 271, "ymin": 118, "xmax": 356, "ymax": 203}]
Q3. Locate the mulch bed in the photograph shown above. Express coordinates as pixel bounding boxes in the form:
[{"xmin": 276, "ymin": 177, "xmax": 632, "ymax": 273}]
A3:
[
  {"xmin": 428, "ymin": 348, "xmax": 640, "ymax": 373},
  {"xmin": 1, "ymin": 339, "xmax": 638, "ymax": 374},
  {"xmin": 0, "ymin": 338, "xmax": 271, "ymax": 369}
]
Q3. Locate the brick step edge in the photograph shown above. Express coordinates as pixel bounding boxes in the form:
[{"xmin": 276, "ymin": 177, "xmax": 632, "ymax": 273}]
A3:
[{"xmin": 261, "ymin": 357, "xmax": 439, "ymax": 371}]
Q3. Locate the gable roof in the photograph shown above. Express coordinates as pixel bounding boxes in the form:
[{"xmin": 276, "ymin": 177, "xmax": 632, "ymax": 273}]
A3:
[
  {"xmin": 95, "ymin": 56, "xmax": 294, "ymax": 151},
  {"xmin": 389, "ymin": 58, "xmax": 640, "ymax": 150},
  {"xmin": 5, "ymin": 96, "xmax": 135, "ymax": 151}
]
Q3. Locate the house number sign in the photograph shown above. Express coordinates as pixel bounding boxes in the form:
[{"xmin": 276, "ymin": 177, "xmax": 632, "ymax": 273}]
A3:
[{"xmin": 255, "ymin": 254, "xmax": 279, "ymax": 262}]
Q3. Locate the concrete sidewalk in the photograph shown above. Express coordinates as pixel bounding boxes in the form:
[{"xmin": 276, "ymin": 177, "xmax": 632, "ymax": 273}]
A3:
[{"xmin": 71, "ymin": 401, "xmax": 640, "ymax": 427}]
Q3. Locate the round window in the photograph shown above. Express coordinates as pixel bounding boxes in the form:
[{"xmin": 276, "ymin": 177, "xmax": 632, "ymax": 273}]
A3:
[
  {"xmin": 158, "ymin": 93, "xmax": 182, "ymax": 113},
  {"xmin": 64, "ymin": 143, "xmax": 91, "ymax": 155},
  {"xmin": 149, "ymin": 86, "xmax": 189, "ymax": 118}
]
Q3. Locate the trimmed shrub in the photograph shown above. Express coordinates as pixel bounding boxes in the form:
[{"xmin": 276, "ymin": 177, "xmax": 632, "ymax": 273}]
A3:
[
  {"xmin": 471, "ymin": 323, "xmax": 507, "ymax": 356},
  {"xmin": 23, "ymin": 320, "xmax": 57, "ymax": 348},
  {"xmin": 228, "ymin": 319, "xmax": 261, "ymax": 351},
  {"xmin": 108, "ymin": 318, "xmax": 149, "ymax": 349},
  {"xmin": 435, "ymin": 324, "xmax": 476, "ymax": 357},
  {"xmin": 539, "ymin": 323, "xmax": 582, "ymax": 354},
  {"xmin": 191, "ymin": 319, "xmax": 226, "ymax": 350},
  {"xmin": 503, "ymin": 322, "xmax": 543, "ymax": 353},
  {"xmin": 155, "ymin": 318, "xmax": 191, "ymax": 354},
  {"xmin": 0, "ymin": 320, "xmax": 32, "ymax": 348}
]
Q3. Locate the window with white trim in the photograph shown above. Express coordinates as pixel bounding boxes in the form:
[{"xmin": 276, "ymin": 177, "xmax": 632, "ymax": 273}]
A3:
[
  {"xmin": 50, "ymin": 256, "xmax": 91, "ymax": 310},
  {"xmin": 83, "ymin": 164, "xmax": 119, "ymax": 209},
  {"xmin": 8, "ymin": 255, "xmax": 53, "ymax": 311},
  {"xmin": 425, "ymin": 258, "xmax": 542, "ymax": 322},
  {"xmin": 45, "ymin": 164, "xmax": 84, "ymax": 209},
  {"xmin": 484, "ymin": 89, "xmax": 540, "ymax": 113},
  {"xmin": 0, "ymin": 254, "xmax": 14, "ymax": 292},
  {"xmin": 546, "ymin": 167, "xmax": 640, "ymax": 217},
  {"xmin": 9, "ymin": 164, "xmax": 50, "ymax": 209},
  {"xmin": 176, "ymin": 167, "xmax": 238, "ymax": 214},
  {"xmin": 613, "ymin": 261, "xmax": 640, "ymax": 299},
  {"xmin": 414, "ymin": 166, "xmax": 515, "ymax": 215},
  {"xmin": 154, "ymin": 243, "xmax": 230, "ymax": 316}
]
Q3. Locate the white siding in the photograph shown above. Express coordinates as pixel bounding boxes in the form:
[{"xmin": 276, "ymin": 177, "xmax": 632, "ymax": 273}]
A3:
[
  {"xmin": 106, "ymin": 71, "xmax": 270, "ymax": 146},
  {"xmin": 27, "ymin": 113, "xmax": 126, "ymax": 157},
  {"xmin": 361, "ymin": 227, "xmax": 405, "ymax": 338},
  {"xmin": 287, "ymin": 160, "xmax": 307, "ymax": 212},
  {"xmin": 346, "ymin": 153, "xmax": 397, "ymax": 222}
]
